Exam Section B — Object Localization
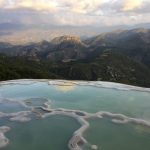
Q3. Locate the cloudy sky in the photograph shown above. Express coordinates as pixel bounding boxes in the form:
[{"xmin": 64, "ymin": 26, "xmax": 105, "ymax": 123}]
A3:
[{"xmin": 0, "ymin": 0, "xmax": 150, "ymax": 27}]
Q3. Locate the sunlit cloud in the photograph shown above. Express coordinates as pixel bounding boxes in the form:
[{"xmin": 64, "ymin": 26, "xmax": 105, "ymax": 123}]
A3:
[
  {"xmin": 65, "ymin": 0, "xmax": 104, "ymax": 14},
  {"xmin": 122, "ymin": 0, "xmax": 143, "ymax": 11},
  {"xmin": 0, "ymin": 0, "xmax": 6, "ymax": 7},
  {"xmin": 0, "ymin": 0, "xmax": 149, "ymax": 27},
  {"xmin": 8, "ymin": 0, "xmax": 58, "ymax": 12},
  {"xmin": 0, "ymin": 0, "xmax": 149, "ymax": 13}
]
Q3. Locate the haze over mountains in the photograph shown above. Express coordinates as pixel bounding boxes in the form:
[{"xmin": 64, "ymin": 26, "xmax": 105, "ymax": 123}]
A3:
[
  {"xmin": 0, "ymin": 28, "xmax": 150, "ymax": 65},
  {"xmin": 0, "ymin": 22, "xmax": 150, "ymax": 44},
  {"xmin": 0, "ymin": 28, "xmax": 150, "ymax": 87}
]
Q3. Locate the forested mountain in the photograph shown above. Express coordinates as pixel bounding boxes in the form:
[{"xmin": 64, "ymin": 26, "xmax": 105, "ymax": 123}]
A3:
[{"xmin": 0, "ymin": 28, "xmax": 150, "ymax": 87}]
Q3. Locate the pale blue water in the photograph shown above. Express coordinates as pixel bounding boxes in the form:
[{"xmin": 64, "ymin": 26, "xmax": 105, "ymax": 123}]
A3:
[
  {"xmin": 1, "ymin": 115, "xmax": 80, "ymax": 150},
  {"xmin": 0, "ymin": 81, "xmax": 150, "ymax": 119},
  {"xmin": 0, "ymin": 80, "xmax": 150, "ymax": 150},
  {"xmin": 0, "ymin": 101, "xmax": 29, "ymax": 113},
  {"xmin": 84, "ymin": 118, "xmax": 150, "ymax": 150}
]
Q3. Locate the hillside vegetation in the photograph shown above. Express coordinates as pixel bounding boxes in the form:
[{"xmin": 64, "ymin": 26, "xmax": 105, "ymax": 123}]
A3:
[{"xmin": 0, "ymin": 28, "xmax": 150, "ymax": 87}]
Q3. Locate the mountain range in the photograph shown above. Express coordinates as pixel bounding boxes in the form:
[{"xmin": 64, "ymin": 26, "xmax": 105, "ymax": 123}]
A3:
[
  {"xmin": 0, "ymin": 22, "xmax": 150, "ymax": 44},
  {"xmin": 0, "ymin": 28, "xmax": 150, "ymax": 87}
]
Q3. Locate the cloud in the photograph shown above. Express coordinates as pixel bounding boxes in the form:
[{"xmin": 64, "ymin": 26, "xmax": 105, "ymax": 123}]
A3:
[
  {"xmin": 66, "ymin": 0, "xmax": 104, "ymax": 14},
  {"xmin": 0, "ymin": 0, "xmax": 150, "ymax": 27},
  {"xmin": 0, "ymin": 0, "xmax": 148, "ymax": 13},
  {"xmin": 17, "ymin": 0, "xmax": 58, "ymax": 12},
  {"xmin": 0, "ymin": 0, "xmax": 105, "ymax": 13},
  {"xmin": 5, "ymin": 0, "xmax": 58, "ymax": 12},
  {"xmin": 0, "ymin": 0, "xmax": 6, "ymax": 7},
  {"xmin": 122, "ymin": 0, "xmax": 143, "ymax": 11},
  {"xmin": 0, "ymin": 0, "xmax": 3, "ymax": 4}
]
